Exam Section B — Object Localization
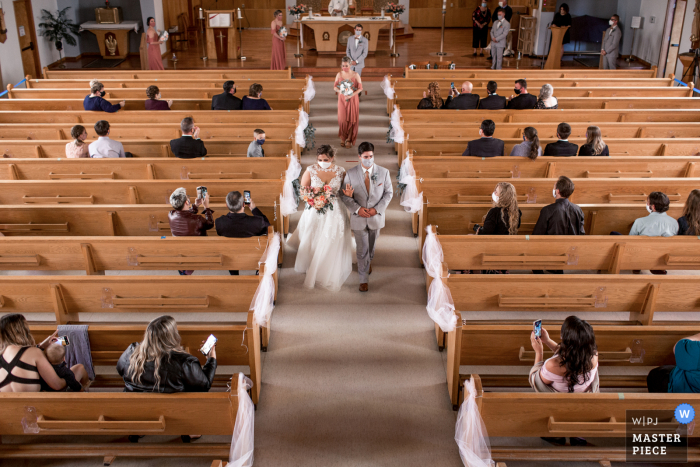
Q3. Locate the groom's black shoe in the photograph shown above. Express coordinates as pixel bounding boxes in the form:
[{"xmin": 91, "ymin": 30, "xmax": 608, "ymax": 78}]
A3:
[{"xmin": 359, "ymin": 283, "xmax": 368, "ymax": 292}]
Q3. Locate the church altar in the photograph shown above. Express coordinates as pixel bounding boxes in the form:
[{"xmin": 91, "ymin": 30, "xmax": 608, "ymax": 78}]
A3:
[
  {"xmin": 298, "ymin": 16, "xmax": 395, "ymax": 54},
  {"xmin": 79, "ymin": 21, "xmax": 139, "ymax": 60}
]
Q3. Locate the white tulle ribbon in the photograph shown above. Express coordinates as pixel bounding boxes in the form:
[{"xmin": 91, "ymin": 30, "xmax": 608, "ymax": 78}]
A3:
[
  {"xmin": 250, "ymin": 232, "xmax": 280, "ymax": 328},
  {"xmin": 295, "ymin": 109, "xmax": 309, "ymax": 147},
  {"xmin": 304, "ymin": 76, "xmax": 316, "ymax": 102},
  {"xmin": 399, "ymin": 154, "xmax": 423, "ymax": 213},
  {"xmin": 389, "ymin": 105, "xmax": 404, "ymax": 144},
  {"xmin": 455, "ymin": 377, "xmax": 495, "ymax": 467},
  {"xmin": 380, "ymin": 75, "xmax": 395, "ymax": 99},
  {"xmin": 228, "ymin": 373, "xmax": 255, "ymax": 467},
  {"xmin": 422, "ymin": 226, "xmax": 457, "ymax": 332},
  {"xmin": 280, "ymin": 152, "xmax": 301, "ymax": 216}
]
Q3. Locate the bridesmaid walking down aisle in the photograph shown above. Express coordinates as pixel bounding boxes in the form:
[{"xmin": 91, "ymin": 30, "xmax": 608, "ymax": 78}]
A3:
[
  {"xmin": 146, "ymin": 17, "xmax": 165, "ymax": 71},
  {"xmin": 334, "ymin": 57, "xmax": 363, "ymax": 149},
  {"xmin": 271, "ymin": 10, "xmax": 287, "ymax": 70}
]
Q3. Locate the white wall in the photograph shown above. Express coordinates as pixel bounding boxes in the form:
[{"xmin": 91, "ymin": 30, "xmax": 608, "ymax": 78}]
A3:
[
  {"xmin": 32, "ymin": 0, "xmax": 61, "ymax": 67},
  {"xmin": 632, "ymin": 0, "xmax": 668, "ymax": 66},
  {"xmin": 0, "ymin": 3, "xmax": 26, "ymax": 87}
]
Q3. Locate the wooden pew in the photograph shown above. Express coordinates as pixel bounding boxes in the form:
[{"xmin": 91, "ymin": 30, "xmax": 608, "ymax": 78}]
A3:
[
  {"xmin": 391, "ymin": 77, "xmax": 675, "ymax": 89},
  {"xmin": 395, "ymin": 96, "xmax": 700, "ymax": 112},
  {"xmin": 437, "ymin": 235, "xmax": 700, "ymax": 274},
  {"xmin": 411, "ymin": 156, "xmax": 700, "ymax": 179},
  {"xmin": 29, "ymin": 318, "xmax": 262, "ymax": 403},
  {"xmin": 402, "ymin": 122, "xmax": 700, "ymax": 140},
  {"xmin": 0, "ymin": 157, "xmax": 289, "ymax": 181},
  {"xmin": 0, "ymin": 231, "xmax": 278, "ymax": 275},
  {"xmin": 401, "ymin": 138, "xmax": 700, "ymax": 163},
  {"xmin": 418, "ymin": 203, "xmax": 685, "ymax": 251},
  {"xmin": 445, "ymin": 323, "xmax": 690, "ymax": 407},
  {"xmin": 0, "ymin": 204, "xmax": 284, "ymax": 243},
  {"xmin": 43, "ymin": 68, "xmax": 293, "ymax": 79},
  {"xmin": 397, "ymin": 108, "xmax": 700, "ymax": 124},
  {"xmin": 0, "ymin": 110, "xmax": 300, "ymax": 125},
  {"xmin": 403, "ymin": 67, "xmax": 658, "ymax": 79},
  {"xmin": 0, "ymin": 98, "xmax": 303, "ymax": 112},
  {"xmin": 26, "ymin": 77, "xmax": 308, "ymax": 89},
  {"xmin": 457, "ymin": 375, "xmax": 700, "ymax": 464},
  {"xmin": 0, "ymin": 139, "xmax": 293, "ymax": 158},
  {"xmin": 0, "ymin": 392, "xmax": 240, "ymax": 462}
]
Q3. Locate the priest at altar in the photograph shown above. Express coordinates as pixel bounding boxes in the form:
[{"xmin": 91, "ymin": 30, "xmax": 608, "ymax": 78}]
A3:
[{"xmin": 329, "ymin": 0, "xmax": 349, "ymax": 16}]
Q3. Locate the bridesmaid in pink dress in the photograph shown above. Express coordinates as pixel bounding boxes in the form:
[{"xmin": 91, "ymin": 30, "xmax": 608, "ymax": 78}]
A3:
[
  {"xmin": 146, "ymin": 17, "xmax": 165, "ymax": 71},
  {"xmin": 270, "ymin": 10, "xmax": 287, "ymax": 70},
  {"xmin": 333, "ymin": 57, "xmax": 363, "ymax": 149}
]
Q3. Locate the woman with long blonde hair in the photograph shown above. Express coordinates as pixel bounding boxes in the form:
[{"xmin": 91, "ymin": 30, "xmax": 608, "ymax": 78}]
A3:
[
  {"xmin": 578, "ymin": 126, "xmax": 609, "ymax": 156},
  {"xmin": 678, "ymin": 189, "xmax": 700, "ymax": 235},
  {"xmin": 476, "ymin": 182, "xmax": 522, "ymax": 236},
  {"xmin": 117, "ymin": 315, "xmax": 216, "ymax": 393},
  {"xmin": 417, "ymin": 81, "xmax": 445, "ymax": 109}
]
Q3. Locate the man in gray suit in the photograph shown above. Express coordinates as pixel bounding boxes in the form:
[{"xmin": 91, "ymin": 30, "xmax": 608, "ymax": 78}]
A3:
[
  {"xmin": 490, "ymin": 10, "xmax": 510, "ymax": 70},
  {"xmin": 346, "ymin": 24, "xmax": 368, "ymax": 76},
  {"xmin": 601, "ymin": 14, "xmax": 622, "ymax": 70},
  {"xmin": 340, "ymin": 142, "xmax": 393, "ymax": 292}
]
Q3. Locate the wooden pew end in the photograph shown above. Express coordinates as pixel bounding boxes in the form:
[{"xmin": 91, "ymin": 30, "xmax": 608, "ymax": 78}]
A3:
[{"xmin": 104, "ymin": 456, "xmax": 117, "ymax": 466}]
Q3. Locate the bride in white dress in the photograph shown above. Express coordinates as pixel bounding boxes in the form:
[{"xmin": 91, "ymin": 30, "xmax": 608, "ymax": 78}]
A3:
[{"xmin": 288, "ymin": 145, "xmax": 353, "ymax": 291}]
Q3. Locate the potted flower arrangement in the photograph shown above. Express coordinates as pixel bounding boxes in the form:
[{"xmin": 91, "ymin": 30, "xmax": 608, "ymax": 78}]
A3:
[
  {"xmin": 386, "ymin": 3, "xmax": 405, "ymax": 19},
  {"xmin": 288, "ymin": 4, "xmax": 307, "ymax": 20},
  {"xmin": 38, "ymin": 7, "xmax": 80, "ymax": 68}
]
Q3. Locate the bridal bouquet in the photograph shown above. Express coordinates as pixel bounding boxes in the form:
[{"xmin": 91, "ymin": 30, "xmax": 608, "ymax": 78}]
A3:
[
  {"xmin": 301, "ymin": 185, "xmax": 335, "ymax": 215},
  {"xmin": 279, "ymin": 26, "xmax": 288, "ymax": 38},
  {"xmin": 338, "ymin": 79, "xmax": 355, "ymax": 97}
]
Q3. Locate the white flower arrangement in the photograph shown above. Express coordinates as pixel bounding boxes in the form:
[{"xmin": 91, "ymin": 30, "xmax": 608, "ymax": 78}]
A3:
[
  {"xmin": 279, "ymin": 26, "xmax": 288, "ymax": 38},
  {"xmin": 158, "ymin": 30, "xmax": 169, "ymax": 41},
  {"xmin": 338, "ymin": 79, "xmax": 355, "ymax": 97}
]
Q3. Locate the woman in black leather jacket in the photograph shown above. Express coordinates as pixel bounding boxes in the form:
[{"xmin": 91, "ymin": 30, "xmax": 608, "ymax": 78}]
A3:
[{"xmin": 117, "ymin": 315, "xmax": 216, "ymax": 393}]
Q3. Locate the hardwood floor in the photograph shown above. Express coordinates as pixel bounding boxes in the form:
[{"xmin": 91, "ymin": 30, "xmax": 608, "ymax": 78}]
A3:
[{"xmin": 49, "ymin": 27, "xmax": 647, "ymax": 74}]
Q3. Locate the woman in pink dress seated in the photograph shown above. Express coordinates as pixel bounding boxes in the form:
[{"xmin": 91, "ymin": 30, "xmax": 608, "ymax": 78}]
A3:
[
  {"xmin": 333, "ymin": 56, "xmax": 363, "ymax": 149},
  {"xmin": 146, "ymin": 17, "xmax": 165, "ymax": 71},
  {"xmin": 270, "ymin": 10, "xmax": 286, "ymax": 70},
  {"xmin": 65, "ymin": 125, "xmax": 89, "ymax": 158}
]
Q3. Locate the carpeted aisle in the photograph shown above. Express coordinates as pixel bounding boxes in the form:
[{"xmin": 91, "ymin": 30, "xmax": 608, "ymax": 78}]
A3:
[{"xmin": 252, "ymin": 81, "xmax": 462, "ymax": 466}]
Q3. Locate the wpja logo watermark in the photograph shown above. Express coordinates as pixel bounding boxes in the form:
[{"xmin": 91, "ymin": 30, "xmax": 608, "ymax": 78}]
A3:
[{"xmin": 626, "ymin": 405, "xmax": 694, "ymax": 463}]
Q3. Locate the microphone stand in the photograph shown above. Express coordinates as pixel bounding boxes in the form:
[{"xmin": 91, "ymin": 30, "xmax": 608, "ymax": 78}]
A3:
[{"xmin": 436, "ymin": 1, "xmax": 447, "ymax": 56}]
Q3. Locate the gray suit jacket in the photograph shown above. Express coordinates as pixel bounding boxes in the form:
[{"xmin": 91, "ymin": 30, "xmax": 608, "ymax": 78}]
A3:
[
  {"xmin": 602, "ymin": 26, "xmax": 621, "ymax": 55},
  {"xmin": 339, "ymin": 164, "xmax": 393, "ymax": 231},
  {"xmin": 346, "ymin": 37, "xmax": 368, "ymax": 75},
  {"xmin": 490, "ymin": 19, "xmax": 510, "ymax": 47}
]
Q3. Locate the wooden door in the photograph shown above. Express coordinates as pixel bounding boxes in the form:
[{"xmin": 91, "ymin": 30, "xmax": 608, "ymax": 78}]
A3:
[
  {"xmin": 664, "ymin": 0, "xmax": 686, "ymax": 78},
  {"xmin": 13, "ymin": 0, "xmax": 40, "ymax": 79}
]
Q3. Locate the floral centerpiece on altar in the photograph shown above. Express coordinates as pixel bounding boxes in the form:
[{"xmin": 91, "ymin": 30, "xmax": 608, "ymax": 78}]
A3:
[
  {"xmin": 288, "ymin": 4, "xmax": 307, "ymax": 18},
  {"xmin": 386, "ymin": 3, "xmax": 405, "ymax": 17},
  {"xmin": 301, "ymin": 185, "xmax": 335, "ymax": 215}
]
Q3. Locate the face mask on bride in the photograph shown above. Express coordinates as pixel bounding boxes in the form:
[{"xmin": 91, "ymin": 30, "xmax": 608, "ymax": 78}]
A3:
[{"xmin": 318, "ymin": 161, "xmax": 332, "ymax": 169}]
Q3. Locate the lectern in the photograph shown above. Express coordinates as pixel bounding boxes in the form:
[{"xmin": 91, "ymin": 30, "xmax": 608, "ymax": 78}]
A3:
[
  {"xmin": 205, "ymin": 10, "xmax": 240, "ymax": 61},
  {"xmin": 544, "ymin": 25, "xmax": 569, "ymax": 69}
]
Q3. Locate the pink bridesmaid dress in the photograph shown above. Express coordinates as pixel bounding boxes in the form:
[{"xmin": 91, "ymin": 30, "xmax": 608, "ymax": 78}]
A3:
[
  {"xmin": 335, "ymin": 74, "xmax": 361, "ymax": 146},
  {"xmin": 147, "ymin": 32, "xmax": 164, "ymax": 70},
  {"xmin": 271, "ymin": 23, "xmax": 286, "ymax": 70}
]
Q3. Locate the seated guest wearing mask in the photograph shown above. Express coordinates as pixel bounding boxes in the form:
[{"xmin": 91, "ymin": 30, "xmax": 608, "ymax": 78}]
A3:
[
  {"xmin": 506, "ymin": 79, "xmax": 537, "ymax": 109},
  {"xmin": 478, "ymin": 80, "xmax": 507, "ymax": 109},
  {"xmin": 170, "ymin": 117, "xmax": 207, "ymax": 159},
  {"xmin": 444, "ymin": 81, "xmax": 480, "ymax": 110},
  {"xmin": 578, "ymin": 126, "xmax": 609, "ymax": 156},
  {"xmin": 168, "ymin": 187, "xmax": 214, "ymax": 275},
  {"xmin": 84, "ymin": 80, "xmax": 125, "ymax": 112},
  {"xmin": 88, "ymin": 120, "xmax": 125, "ymax": 158},
  {"xmin": 215, "ymin": 191, "xmax": 271, "ymax": 275},
  {"xmin": 247, "ymin": 129, "xmax": 266, "ymax": 158},
  {"xmin": 117, "ymin": 315, "xmax": 216, "ymax": 442},
  {"xmin": 630, "ymin": 192, "xmax": 678, "ymax": 238},
  {"xmin": 544, "ymin": 122, "xmax": 579, "ymax": 157},
  {"xmin": 678, "ymin": 189, "xmax": 700, "ymax": 235},
  {"xmin": 532, "ymin": 176, "xmax": 585, "ymax": 274},
  {"xmin": 211, "ymin": 80, "xmax": 242, "ymax": 110},
  {"xmin": 242, "ymin": 83, "xmax": 272, "ymax": 110},
  {"xmin": 648, "ymin": 330, "xmax": 700, "ymax": 393},
  {"xmin": 530, "ymin": 316, "xmax": 599, "ymax": 446},
  {"xmin": 145, "ymin": 85, "xmax": 172, "ymax": 110},
  {"xmin": 509, "ymin": 126, "xmax": 541, "ymax": 159},
  {"xmin": 462, "ymin": 119, "xmax": 504, "ymax": 157}
]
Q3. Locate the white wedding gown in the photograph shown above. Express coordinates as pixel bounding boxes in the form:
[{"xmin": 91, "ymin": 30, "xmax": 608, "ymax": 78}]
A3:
[{"xmin": 288, "ymin": 163, "xmax": 353, "ymax": 291}]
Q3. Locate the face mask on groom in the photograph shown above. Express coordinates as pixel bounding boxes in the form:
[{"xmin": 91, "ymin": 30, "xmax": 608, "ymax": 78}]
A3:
[{"xmin": 361, "ymin": 157, "xmax": 374, "ymax": 168}]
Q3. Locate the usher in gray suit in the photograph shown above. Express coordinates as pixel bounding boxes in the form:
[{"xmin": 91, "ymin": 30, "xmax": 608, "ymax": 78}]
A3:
[
  {"xmin": 601, "ymin": 26, "xmax": 622, "ymax": 70},
  {"xmin": 340, "ymin": 164, "xmax": 393, "ymax": 284},
  {"xmin": 346, "ymin": 36, "xmax": 368, "ymax": 76},
  {"xmin": 490, "ymin": 18, "xmax": 510, "ymax": 70}
]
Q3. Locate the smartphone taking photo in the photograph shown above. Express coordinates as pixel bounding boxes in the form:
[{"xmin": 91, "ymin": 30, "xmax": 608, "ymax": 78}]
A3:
[
  {"xmin": 244, "ymin": 190, "xmax": 251, "ymax": 205},
  {"xmin": 533, "ymin": 320, "xmax": 542, "ymax": 338},
  {"xmin": 57, "ymin": 336, "xmax": 70, "ymax": 346},
  {"xmin": 200, "ymin": 334, "xmax": 217, "ymax": 355},
  {"xmin": 196, "ymin": 186, "xmax": 208, "ymax": 199}
]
